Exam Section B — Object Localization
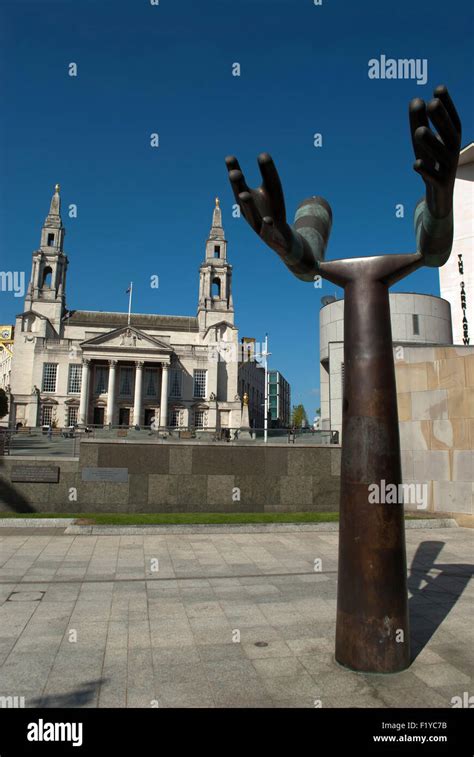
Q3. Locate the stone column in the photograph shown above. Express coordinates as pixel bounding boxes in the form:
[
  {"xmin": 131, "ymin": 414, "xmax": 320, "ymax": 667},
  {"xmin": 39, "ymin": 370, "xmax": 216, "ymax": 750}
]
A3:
[
  {"xmin": 78, "ymin": 359, "xmax": 90, "ymax": 426},
  {"xmin": 106, "ymin": 360, "xmax": 117, "ymax": 426},
  {"xmin": 133, "ymin": 361, "xmax": 144, "ymax": 426},
  {"xmin": 160, "ymin": 363, "xmax": 169, "ymax": 428}
]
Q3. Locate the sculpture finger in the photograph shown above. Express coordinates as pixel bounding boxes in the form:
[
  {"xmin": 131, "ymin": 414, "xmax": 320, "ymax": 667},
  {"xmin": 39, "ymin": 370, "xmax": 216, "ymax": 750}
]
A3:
[
  {"xmin": 433, "ymin": 85, "xmax": 461, "ymax": 135},
  {"xmin": 260, "ymin": 216, "xmax": 275, "ymax": 246},
  {"xmin": 228, "ymin": 168, "xmax": 251, "ymax": 206},
  {"xmin": 427, "ymin": 98, "xmax": 460, "ymax": 153},
  {"xmin": 257, "ymin": 153, "xmax": 286, "ymax": 223},
  {"xmin": 238, "ymin": 191, "xmax": 263, "ymax": 232},
  {"xmin": 225, "ymin": 155, "xmax": 244, "ymax": 174},
  {"xmin": 414, "ymin": 126, "xmax": 450, "ymax": 170},
  {"xmin": 409, "ymin": 98, "xmax": 429, "ymax": 158},
  {"xmin": 413, "ymin": 159, "xmax": 442, "ymax": 189}
]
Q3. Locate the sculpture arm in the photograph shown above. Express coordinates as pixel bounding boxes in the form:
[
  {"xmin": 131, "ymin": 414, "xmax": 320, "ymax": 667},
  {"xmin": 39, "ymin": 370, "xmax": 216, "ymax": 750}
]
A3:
[
  {"xmin": 226, "ymin": 153, "xmax": 332, "ymax": 282},
  {"xmin": 409, "ymin": 85, "xmax": 461, "ymax": 268},
  {"xmin": 414, "ymin": 198, "xmax": 453, "ymax": 268}
]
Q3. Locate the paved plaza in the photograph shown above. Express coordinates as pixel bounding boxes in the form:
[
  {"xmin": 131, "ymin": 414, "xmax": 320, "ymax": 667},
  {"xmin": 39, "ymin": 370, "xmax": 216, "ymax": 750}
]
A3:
[{"xmin": 0, "ymin": 525, "xmax": 472, "ymax": 708}]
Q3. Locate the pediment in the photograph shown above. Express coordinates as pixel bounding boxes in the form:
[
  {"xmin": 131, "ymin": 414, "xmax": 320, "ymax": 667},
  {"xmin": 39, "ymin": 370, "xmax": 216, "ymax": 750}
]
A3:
[
  {"xmin": 17, "ymin": 309, "xmax": 48, "ymax": 321},
  {"xmin": 81, "ymin": 326, "xmax": 173, "ymax": 353},
  {"xmin": 203, "ymin": 320, "xmax": 237, "ymax": 338}
]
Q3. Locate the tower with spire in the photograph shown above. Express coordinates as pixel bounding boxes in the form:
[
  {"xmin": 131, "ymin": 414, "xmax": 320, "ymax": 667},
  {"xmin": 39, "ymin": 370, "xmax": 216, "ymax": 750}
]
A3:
[
  {"xmin": 25, "ymin": 184, "xmax": 68, "ymax": 330},
  {"xmin": 197, "ymin": 198, "xmax": 234, "ymax": 329}
]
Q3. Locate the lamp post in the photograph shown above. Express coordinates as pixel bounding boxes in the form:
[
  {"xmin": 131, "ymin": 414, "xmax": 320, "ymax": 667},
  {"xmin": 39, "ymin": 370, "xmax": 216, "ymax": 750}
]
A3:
[{"xmin": 255, "ymin": 334, "xmax": 271, "ymax": 443}]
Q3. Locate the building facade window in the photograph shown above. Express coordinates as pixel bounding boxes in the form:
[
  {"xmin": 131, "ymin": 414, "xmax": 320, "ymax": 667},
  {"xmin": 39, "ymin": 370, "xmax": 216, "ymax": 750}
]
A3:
[
  {"xmin": 413, "ymin": 314, "xmax": 420, "ymax": 335},
  {"xmin": 144, "ymin": 368, "xmax": 158, "ymax": 398},
  {"xmin": 41, "ymin": 405, "xmax": 53, "ymax": 425},
  {"xmin": 42, "ymin": 267, "xmax": 53, "ymax": 287},
  {"xmin": 169, "ymin": 369, "xmax": 182, "ymax": 398},
  {"xmin": 211, "ymin": 278, "xmax": 221, "ymax": 298},
  {"xmin": 194, "ymin": 409, "xmax": 207, "ymax": 429},
  {"xmin": 119, "ymin": 366, "xmax": 134, "ymax": 396},
  {"xmin": 169, "ymin": 407, "xmax": 183, "ymax": 428},
  {"xmin": 193, "ymin": 369, "xmax": 207, "ymax": 398},
  {"xmin": 94, "ymin": 365, "xmax": 109, "ymax": 395},
  {"xmin": 68, "ymin": 364, "xmax": 82, "ymax": 394},
  {"xmin": 42, "ymin": 363, "xmax": 58, "ymax": 393},
  {"xmin": 67, "ymin": 406, "xmax": 78, "ymax": 426}
]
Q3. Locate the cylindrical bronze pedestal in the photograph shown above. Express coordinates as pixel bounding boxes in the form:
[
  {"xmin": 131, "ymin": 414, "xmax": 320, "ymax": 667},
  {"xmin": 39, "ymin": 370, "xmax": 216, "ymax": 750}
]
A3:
[{"xmin": 335, "ymin": 277, "xmax": 410, "ymax": 673}]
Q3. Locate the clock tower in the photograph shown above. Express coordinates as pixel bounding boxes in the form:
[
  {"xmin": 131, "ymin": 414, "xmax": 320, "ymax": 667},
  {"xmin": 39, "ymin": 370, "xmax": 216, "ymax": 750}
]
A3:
[{"xmin": 24, "ymin": 184, "xmax": 68, "ymax": 332}]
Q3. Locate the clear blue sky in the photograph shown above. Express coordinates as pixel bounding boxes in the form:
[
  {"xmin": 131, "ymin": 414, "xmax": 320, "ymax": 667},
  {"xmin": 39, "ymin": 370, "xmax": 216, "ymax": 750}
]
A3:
[{"xmin": 0, "ymin": 0, "xmax": 472, "ymax": 415}]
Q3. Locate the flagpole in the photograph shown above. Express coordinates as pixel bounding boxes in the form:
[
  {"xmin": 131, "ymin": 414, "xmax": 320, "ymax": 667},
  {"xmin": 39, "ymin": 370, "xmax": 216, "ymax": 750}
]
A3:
[{"xmin": 127, "ymin": 283, "xmax": 133, "ymax": 325}]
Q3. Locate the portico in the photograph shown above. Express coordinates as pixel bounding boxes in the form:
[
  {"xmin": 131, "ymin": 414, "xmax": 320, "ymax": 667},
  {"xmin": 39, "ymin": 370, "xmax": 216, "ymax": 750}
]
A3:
[{"xmin": 78, "ymin": 326, "xmax": 172, "ymax": 427}]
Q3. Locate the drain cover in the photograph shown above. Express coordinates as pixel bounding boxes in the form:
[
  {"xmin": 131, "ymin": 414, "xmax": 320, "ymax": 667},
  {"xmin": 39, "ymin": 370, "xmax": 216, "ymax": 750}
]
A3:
[{"xmin": 7, "ymin": 591, "xmax": 45, "ymax": 602}]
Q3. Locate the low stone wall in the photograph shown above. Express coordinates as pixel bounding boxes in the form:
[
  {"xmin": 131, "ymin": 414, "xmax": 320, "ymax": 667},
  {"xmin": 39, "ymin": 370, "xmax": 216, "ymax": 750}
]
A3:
[{"xmin": 0, "ymin": 441, "xmax": 341, "ymax": 513}]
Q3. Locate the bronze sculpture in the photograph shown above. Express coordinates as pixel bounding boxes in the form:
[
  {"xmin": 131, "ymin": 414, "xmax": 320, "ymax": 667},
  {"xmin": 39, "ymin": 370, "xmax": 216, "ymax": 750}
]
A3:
[{"xmin": 226, "ymin": 85, "xmax": 461, "ymax": 673}]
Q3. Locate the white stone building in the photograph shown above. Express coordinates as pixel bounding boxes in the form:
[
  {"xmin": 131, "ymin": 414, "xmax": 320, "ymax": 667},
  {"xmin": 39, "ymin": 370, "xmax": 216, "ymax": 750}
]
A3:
[
  {"xmin": 0, "ymin": 326, "xmax": 13, "ymax": 394},
  {"xmin": 9, "ymin": 187, "xmax": 241, "ymax": 431},
  {"xmin": 439, "ymin": 142, "xmax": 474, "ymax": 346},
  {"xmin": 0, "ymin": 326, "xmax": 14, "ymax": 427}
]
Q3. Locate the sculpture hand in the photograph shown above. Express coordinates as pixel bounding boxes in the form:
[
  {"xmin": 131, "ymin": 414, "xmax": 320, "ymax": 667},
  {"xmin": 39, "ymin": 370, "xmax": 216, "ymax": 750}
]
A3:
[
  {"xmin": 225, "ymin": 153, "xmax": 293, "ymax": 258},
  {"xmin": 410, "ymin": 85, "xmax": 461, "ymax": 219},
  {"xmin": 225, "ymin": 153, "xmax": 332, "ymax": 281}
]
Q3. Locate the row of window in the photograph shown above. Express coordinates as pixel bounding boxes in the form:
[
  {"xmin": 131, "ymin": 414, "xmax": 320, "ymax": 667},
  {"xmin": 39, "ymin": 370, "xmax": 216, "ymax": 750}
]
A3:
[
  {"xmin": 41, "ymin": 405, "xmax": 78, "ymax": 427},
  {"xmin": 168, "ymin": 408, "xmax": 207, "ymax": 429},
  {"xmin": 40, "ymin": 405, "xmax": 207, "ymax": 429},
  {"xmin": 41, "ymin": 364, "xmax": 208, "ymax": 399}
]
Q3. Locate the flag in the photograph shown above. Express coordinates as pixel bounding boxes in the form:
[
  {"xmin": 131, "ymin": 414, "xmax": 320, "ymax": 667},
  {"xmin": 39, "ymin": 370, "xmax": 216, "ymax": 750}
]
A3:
[{"xmin": 126, "ymin": 286, "xmax": 131, "ymax": 294}]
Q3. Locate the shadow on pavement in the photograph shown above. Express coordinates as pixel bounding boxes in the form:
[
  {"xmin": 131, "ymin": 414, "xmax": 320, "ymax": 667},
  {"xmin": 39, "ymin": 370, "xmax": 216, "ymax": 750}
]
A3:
[
  {"xmin": 0, "ymin": 457, "xmax": 36, "ymax": 513},
  {"xmin": 408, "ymin": 540, "xmax": 473, "ymax": 661},
  {"xmin": 30, "ymin": 679, "xmax": 107, "ymax": 708}
]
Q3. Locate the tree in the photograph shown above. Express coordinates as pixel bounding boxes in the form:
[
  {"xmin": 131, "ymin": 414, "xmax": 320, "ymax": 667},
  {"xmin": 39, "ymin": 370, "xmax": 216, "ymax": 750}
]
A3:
[
  {"xmin": 291, "ymin": 404, "xmax": 308, "ymax": 428},
  {"xmin": 0, "ymin": 389, "xmax": 8, "ymax": 419}
]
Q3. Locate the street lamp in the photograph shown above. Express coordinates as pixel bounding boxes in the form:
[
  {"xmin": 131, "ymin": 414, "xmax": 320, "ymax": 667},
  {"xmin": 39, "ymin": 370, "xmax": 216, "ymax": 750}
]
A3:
[{"xmin": 255, "ymin": 334, "xmax": 271, "ymax": 444}]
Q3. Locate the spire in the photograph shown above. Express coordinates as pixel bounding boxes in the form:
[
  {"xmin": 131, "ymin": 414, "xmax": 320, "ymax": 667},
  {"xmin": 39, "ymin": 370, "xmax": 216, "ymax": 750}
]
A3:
[
  {"xmin": 39, "ymin": 183, "xmax": 65, "ymax": 253},
  {"xmin": 44, "ymin": 183, "xmax": 63, "ymax": 230},
  {"xmin": 209, "ymin": 196, "xmax": 224, "ymax": 240},
  {"xmin": 198, "ymin": 196, "xmax": 233, "ymax": 326},
  {"xmin": 27, "ymin": 183, "xmax": 69, "ymax": 324}
]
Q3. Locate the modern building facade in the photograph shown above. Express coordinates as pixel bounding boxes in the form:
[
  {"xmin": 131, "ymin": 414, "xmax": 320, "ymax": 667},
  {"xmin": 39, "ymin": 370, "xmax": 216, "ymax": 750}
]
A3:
[
  {"xmin": 320, "ymin": 293, "xmax": 453, "ymax": 436},
  {"xmin": 9, "ymin": 187, "xmax": 241, "ymax": 431},
  {"xmin": 268, "ymin": 370, "xmax": 291, "ymax": 427},
  {"xmin": 439, "ymin": 142, "xmax": 474, "ymax": 346}
]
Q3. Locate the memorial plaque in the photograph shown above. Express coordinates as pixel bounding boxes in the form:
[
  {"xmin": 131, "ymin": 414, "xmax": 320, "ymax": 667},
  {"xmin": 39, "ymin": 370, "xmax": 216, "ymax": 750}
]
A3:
[
  {"xmin": 82, "ymin": 467, "xmax": 128, "ymax": 483},
  {"xmin": 11, "ymin": 465, "xmax": 60, "ymax": 483}
]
